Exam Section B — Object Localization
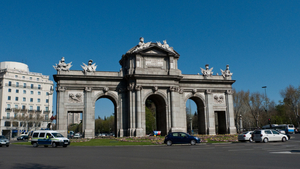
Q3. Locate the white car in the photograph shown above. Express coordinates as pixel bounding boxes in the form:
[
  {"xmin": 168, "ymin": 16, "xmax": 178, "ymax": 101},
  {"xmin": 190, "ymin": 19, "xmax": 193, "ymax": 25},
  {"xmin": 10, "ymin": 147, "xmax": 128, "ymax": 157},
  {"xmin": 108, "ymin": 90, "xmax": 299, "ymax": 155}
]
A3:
[
  {"xmin": 74, "ymin": 133, "xmax": 82, "ymax": 138},
  {"xmin": 253, "ymin": 129, "xmax": 288, "ymax": 143},
  {"xmin": 31, "ymin": 130, "xmax": 70, "ymax": 148},
  {"xmin": 0, "ymin": 135, "xmax": 10, "ymax": 147},
  {"xmin": 238, "ymin": 131, "xmax": 253, "ymax": 142}
]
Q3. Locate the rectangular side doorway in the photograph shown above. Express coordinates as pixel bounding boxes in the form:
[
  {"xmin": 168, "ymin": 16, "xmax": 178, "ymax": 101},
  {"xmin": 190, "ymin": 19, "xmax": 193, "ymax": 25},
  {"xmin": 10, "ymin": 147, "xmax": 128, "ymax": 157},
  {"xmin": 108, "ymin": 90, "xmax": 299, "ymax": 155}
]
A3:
[{"xmin": 215, "ymin": 111, "xmax": 226, "ymax": 134}]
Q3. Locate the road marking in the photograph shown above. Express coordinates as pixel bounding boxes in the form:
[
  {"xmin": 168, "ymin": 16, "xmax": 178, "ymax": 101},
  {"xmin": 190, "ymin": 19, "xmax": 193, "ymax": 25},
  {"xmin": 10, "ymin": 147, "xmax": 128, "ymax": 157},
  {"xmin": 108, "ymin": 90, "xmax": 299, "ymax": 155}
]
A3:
[{"xmin": 270, "ymin": 151, "xmax": 300, "ymax": 154}]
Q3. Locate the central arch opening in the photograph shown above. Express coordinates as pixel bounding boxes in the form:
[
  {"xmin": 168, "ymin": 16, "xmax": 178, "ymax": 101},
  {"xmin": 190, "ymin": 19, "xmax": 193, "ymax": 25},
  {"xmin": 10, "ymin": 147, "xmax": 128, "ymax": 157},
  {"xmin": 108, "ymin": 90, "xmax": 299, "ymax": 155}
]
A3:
[
  {"xmin": 145, "ymin": 94, "xmax": 167, "ymax": 136},
  {"xmin": 94, "ymin": 96, "xmax": 116, "ymax": 137}
]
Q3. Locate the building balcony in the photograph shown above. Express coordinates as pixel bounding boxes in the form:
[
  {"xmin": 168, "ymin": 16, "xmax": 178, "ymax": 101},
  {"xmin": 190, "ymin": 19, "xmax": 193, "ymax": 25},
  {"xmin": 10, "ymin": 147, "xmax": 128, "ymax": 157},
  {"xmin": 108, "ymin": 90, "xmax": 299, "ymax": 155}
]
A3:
[
  {"xmin": 6, "ymin": 108, "xmax": 12, "ymax": 111},
  {"xmin": 28, "ymin": 110, "xmax": 35, "ymax": 113},
  {"xmin": 20, "ymin": 109, "xmax": 28, "ymax": 112},
  {"xmin": 43, "ymin": 110, "xmax": 51, "ymax": 114},
  {"xmin": 36, "ymin": 110, "xmax": 42, "ymax": 113},
  {"xmin": 13, "ymin": 108, "xmax": 21, "ymax": 112}
]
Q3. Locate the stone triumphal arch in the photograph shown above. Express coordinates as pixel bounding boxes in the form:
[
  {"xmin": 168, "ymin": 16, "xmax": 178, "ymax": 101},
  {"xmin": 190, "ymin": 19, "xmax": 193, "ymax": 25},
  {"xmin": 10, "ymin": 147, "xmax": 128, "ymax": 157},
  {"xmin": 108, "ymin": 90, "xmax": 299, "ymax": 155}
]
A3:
[{"xmin": 53, "ymin": 38, "xmax": 236, "ymax": 138}]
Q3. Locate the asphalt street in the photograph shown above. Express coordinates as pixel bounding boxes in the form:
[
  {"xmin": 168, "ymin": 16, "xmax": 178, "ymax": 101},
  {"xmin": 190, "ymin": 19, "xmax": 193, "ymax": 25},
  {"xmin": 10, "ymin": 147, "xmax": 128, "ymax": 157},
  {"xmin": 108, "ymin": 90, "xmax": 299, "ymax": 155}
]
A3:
[{"xmin": 1, "ymin": 135, "xmax": 300, "ymax": 169}]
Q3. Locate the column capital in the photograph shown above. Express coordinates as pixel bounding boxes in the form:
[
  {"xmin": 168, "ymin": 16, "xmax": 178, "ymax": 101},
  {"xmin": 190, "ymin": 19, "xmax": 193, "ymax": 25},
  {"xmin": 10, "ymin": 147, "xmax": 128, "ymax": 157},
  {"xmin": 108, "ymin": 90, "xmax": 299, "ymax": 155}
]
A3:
[
  {"xmin": 135, "ymin": 85, "xmax": 142, "ymax": 91},
  {"xmin": 205, "ymin": 89, "xmax": 212, "ymax": 94},
  {"xmin": 57, "ymin": 86, "xmax": 66, "ymax": 92},
  {"xmin": 226, "ymin": 89, "xmax": 233, "ymax": 95},
  {"xmin": 85, "ymin": 87, "xmax": 92, "ymax": 92}
]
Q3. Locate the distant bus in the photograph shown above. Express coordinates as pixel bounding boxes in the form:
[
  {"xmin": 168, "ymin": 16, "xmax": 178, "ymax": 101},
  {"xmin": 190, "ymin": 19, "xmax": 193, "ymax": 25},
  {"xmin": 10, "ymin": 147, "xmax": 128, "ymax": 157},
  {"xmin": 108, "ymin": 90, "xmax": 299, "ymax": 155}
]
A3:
[{"xmin": 262, "ymin": 124, "xmax": 295, "ymax": 134}]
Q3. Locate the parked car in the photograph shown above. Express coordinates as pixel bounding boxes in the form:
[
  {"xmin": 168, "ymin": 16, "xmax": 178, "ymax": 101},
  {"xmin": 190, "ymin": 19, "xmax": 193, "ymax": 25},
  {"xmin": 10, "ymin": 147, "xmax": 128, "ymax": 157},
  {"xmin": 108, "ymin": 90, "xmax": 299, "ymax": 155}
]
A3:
[
  {"xmin": 164, "ymin": 132, "xmax": 200, "ymax": 146},
  {"xmin": 238, "ymin": 131, "xmax": 253, "ymax": 142},
  {"xmin": 253, "ymin": 129, "xmax": 289, "ymax": 143},
  {"xmin": 0, "ymin": 135, "xmax": 10, "ymax": 147},
  {"xmin": 17, "ymin": 135, "xmax": 29, "ymax": 141},
  {"xmin": 31, "ymin": 130, "xmax": 70, "ymax": 148},
  {"xmin": 74, "ymin": 133, "xmax": 82, "ymax": 138}
]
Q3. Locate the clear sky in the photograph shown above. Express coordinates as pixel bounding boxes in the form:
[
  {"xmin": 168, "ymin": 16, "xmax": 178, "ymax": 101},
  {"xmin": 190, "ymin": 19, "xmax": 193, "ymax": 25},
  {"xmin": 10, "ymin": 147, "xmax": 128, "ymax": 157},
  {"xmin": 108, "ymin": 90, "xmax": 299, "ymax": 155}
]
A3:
[{"xmin": 1, "ymin": 1, "xmax": 300, "ymax": 119}]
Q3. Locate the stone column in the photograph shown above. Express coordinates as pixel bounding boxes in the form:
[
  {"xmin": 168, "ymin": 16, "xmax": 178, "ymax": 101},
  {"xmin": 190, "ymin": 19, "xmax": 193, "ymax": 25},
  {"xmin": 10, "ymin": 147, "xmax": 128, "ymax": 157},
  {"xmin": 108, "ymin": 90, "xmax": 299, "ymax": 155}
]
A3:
[
  {"xmin": 56, "ymin": 86, "xmax": 68, "ymax": 137},
  {"xmin": 205, "ymin": 89, "xmax": 216, "ymax": 135},
  {"xmin": 83, "ymin": 87, "xmax": 94, "ymax": 138},
  {"xmin": 127, "ymin": 84, "xmax": 134, "ymax": 136},
  {"xmin": 135, "ymin": 85, "xmax": 143, "ymax": 137},
  {"xmin": 226, "ymin": 90, "xmax": 236, "ymax": 134},
  {"xmin": 118, "ymin": 88, "xmax": 125, "ymax": 137}
]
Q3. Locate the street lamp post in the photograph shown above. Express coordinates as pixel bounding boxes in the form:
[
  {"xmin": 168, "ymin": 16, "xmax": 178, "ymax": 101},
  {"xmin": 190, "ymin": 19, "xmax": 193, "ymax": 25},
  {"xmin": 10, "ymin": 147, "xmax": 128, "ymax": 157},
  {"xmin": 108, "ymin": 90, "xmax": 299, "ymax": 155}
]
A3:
[{"xmin": 47, "ymin": 91, "xmax": 53, "ymax": 129}]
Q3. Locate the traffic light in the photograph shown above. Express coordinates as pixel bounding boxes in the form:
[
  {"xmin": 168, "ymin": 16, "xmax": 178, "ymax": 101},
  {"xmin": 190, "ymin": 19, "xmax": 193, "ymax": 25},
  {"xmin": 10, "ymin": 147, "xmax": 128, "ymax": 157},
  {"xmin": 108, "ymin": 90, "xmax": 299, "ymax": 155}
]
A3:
[{"xmin": 268, "ymin": 118, "xmax": 271, "ymax": 124}]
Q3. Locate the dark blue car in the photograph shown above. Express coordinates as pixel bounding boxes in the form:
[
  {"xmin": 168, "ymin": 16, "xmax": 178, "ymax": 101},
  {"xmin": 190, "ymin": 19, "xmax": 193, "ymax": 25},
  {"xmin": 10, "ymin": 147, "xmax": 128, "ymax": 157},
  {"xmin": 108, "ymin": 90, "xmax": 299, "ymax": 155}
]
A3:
[{"xmin": 164, "ymin": 132, "xmax": 201, "ymax": 146}]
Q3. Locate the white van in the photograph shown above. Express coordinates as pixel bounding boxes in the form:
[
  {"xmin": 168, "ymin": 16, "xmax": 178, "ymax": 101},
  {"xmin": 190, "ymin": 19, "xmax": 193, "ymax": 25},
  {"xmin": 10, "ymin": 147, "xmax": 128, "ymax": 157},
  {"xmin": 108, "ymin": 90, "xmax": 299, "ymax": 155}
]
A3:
[{"xmin": 31, "ymin": 130, "xmax": 70, "ymax": 148}]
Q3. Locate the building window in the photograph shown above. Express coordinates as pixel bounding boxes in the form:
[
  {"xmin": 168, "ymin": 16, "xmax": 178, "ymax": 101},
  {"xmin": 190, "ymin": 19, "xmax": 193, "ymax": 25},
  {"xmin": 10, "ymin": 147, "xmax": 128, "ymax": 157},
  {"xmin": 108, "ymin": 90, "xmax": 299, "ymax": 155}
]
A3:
[
  {"xmin": 45, "ymin": 107, "xmax": 49, "ymax": 111},
  {"xmin": 30, "ymin": 77, "xmax": 32, "ymax": 80},
  {"xmin": 5, "ymin": 121, "xmax": 11, "ymax": 126},
  {"xmin": 37, "ymin": 98, "xmax": 40, "ymax": 103},
  {"xmin": 31, "ymin": 84, "xmax": 34, "ymax": 89},
  {"xmin": 45, "ymin": 114, "xmax": 49, "ymax": 120},
  {"xmin": 38, "ymin": 85, "xmax": 41, "ymax": 89},
  {"xmin": 31, "ymin": 91, "xmax": 33, "ymax": 94},
  {"xmin": 30, "ymin": 106, "xmax": 33, "ymax": 110},
  {"xmin": 38, "ymin": 91, "xmax": 41, "ymax": 95},
  {"xmin": 8, "ymin": 96, "xmax": 11, "ymax": 100},
  {"xmin": 22, "ymin": 76, "xmax": 25, "ymax": 79},
  {"xmin": 30, "ymin": 98, "xmax": 33, "ymax": 102},
  {"xmin": 16, "ymin": 89, "xmax": 19, "ymax": 93},
  {"xmin": 37, "ymin": 106, "xmax": 40, "ymax": 111},
  {"xmin": 46, "ymin": 92, "xmax": 49, "ymax": 96},
  {"xmin": 23, "ymin": 83, "xmax": 26, "ymax": 88},
  {"xmin": 8, "ymin": 81, "xmax": 11, "ymax": 86},
  {"xmin": 7, "ymin": 104, "xmax": 11, "ymax": 109},
  {"xmin": 22, "ymin": 105, "xmax": 26, "ymax": 110},
  {"xmin": 23, "ymin": 97, "xmax": 26, "ymax": 101},
  {"xmin": 15, "ymin": 97, "xmax": 18, "ymax": 101},
  {"xmin": 7, "ymin": 113, "xmax": 10, "ymax": 119},
  {"xmin": 37, "ymin": 78, "xmax": 39, "ymax": 81},
  {"xmin": 46, "ymin": 99, "xmax": 49, "ymax": 103},
  {"xmin": 23, "ymin": 90, "xmax": 26, "ymax": 94},
  {"xmin": 14, "ymin": 113, "xmax": 17, "ymax": 118},
  {"xmin": 16, "ymin": 82, "xmax": 19, "ymax": 87},
  {"xmin": 15, "ymin": 105, "xmax": 18, "ymax": 109},
  {"xmin": 15, "ymin": 75, "xmax": 18, "ymax": 78},
  {"xmin": 8, "ymin": 88, "xmax": 11, "ymax": 92}
]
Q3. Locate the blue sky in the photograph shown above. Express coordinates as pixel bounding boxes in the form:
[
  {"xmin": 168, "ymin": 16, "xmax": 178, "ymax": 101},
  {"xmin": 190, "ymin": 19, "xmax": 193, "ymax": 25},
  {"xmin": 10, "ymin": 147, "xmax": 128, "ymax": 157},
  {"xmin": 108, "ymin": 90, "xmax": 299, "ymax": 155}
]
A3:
[{"xmin": 1, "ymin": 1, "xmax": 300, "ymax": 119}]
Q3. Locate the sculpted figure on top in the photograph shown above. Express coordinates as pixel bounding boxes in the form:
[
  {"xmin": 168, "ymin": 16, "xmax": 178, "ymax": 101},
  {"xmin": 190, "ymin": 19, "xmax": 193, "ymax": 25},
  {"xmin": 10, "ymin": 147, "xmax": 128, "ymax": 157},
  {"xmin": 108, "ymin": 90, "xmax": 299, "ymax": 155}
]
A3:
[
  {"xmin": 132, "ymin": 37, "xmax": 151, "ymax": 53},
  {"xmin": 200, "ymin": 64, "xmax": 213, "ymax": 77},
  {"xmin": 53, "ymin": 57, "xmax": 72, "ymax": 71},
  {"xmin": 81, "ymin": 59, "xmax": 97, "ymax": 73},
  {"xmin": 157, "ymin": 40, "xmax": 175, "ymax": 53},
  {"xmin": 220, "ymin": 65, "xmax": 233, "ymax": 78}
]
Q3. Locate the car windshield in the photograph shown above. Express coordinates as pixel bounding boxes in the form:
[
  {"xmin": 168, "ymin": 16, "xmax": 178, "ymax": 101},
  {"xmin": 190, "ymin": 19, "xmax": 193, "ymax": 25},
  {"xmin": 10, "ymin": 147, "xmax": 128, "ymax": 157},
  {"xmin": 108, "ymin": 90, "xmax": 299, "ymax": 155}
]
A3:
[
  {"xmin": 0, "ymin": 136, "xmax": 6, "ymax": 139},
  {"xmin": 52, "ymin": 133, "xmax": 64, "ymax": 138}
]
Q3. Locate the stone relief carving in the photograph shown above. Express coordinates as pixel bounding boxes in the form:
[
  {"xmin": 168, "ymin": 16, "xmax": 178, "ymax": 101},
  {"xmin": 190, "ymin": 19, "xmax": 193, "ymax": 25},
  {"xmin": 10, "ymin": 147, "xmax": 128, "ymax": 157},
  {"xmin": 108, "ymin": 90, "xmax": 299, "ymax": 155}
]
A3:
[
  {"xmin": 178, "ymin": 88, "xmax": 183, "ymax": 94},
  {"xmin": 103, "ymin": 87, "xmax": 109, "ymax": 94},
  {"xmin": 69, "ymin": 93, "xmax": 83, "ymax": 103},
  {"xmin": 220, "ymin": 65, "xmax": 233, "ymax": 78},
  {"xmin": 192, "ymin": 89, "xmax": 197, "ymax": 94},
  {"xmin": 132, "ymin": 37, "xmax": 151, "ymax": 53},
  {"xmin": 157, "ymin": 40, "xmax": 175, "ymax": 53},
  {"xmin": 81, "ymin": 60, "xmax": 97, "ymax": 73},
  {"xmin": 214, "ymin": 95, "xmax": 224, "ymax": 104},
  {"xmin": 53, "ymin": 57, "xmax": 72, "ymax": 71},
  {"xmin": 200, "ymin": 64, "xmax": 213, "ymax": 77},
  {"xmin": 153, "ymin": 86, "xmax": 158, "ymax": 93}
]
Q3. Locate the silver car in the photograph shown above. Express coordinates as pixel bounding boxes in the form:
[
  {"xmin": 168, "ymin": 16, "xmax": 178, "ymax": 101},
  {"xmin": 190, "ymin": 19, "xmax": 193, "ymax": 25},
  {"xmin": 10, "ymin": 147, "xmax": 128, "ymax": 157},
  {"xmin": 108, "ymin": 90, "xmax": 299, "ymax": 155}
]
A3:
[
  {"xmin": 238, "ymin": 131, "xmax": 253, "ymax": 142},
  {"xmin": 253, "ymin": 129, "xmax": 288, "ymax": 143},
  {"xmin": 0, "ymin": 135, "xmax": 10, "ymax": 147}
]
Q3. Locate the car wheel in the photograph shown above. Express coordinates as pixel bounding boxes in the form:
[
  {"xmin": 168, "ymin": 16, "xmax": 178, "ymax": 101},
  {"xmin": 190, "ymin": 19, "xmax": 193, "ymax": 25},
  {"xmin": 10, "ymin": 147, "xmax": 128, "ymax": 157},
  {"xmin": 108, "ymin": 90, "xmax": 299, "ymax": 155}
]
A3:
[
  {"xmin": 263, "ymin": 138, "xmax": 268, "ymax": 143},
  {"xmin": 167, "ymin": 140, "xmax": 172, "ymax": 146},
  {"xmin": 190, "ymin": 140, "xmax": 196, "ymax": 145},
  {"xmin": 33, "ymin": 142, "xmax": 38, "ymax": 147},
  {"xmin": 249, "ymin": 137, "xmax": 253, "ymax": 142},
  {"xmin": 282, "ymin": 137, "xmax": 287, "ymax": 142},
  {"xmin": 52, "ymin": 142, "xmax": 57, "ymax": 148}
]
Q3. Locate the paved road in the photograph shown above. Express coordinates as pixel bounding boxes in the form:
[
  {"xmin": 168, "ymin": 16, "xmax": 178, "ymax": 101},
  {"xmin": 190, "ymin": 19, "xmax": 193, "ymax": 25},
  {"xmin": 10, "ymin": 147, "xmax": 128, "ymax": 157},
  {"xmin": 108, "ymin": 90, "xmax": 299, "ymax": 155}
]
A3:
[{"xmin": 1, "ymin": 135, "xmax": 300, "ymax": 169}]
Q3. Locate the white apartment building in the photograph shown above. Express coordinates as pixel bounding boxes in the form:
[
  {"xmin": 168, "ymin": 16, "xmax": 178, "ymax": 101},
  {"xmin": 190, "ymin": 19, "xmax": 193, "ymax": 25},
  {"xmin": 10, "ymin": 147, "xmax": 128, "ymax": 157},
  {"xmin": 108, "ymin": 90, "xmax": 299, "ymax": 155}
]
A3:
[{"xmin": 0, "ymin": 61, "xmax": 54, "ymax": 139}]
